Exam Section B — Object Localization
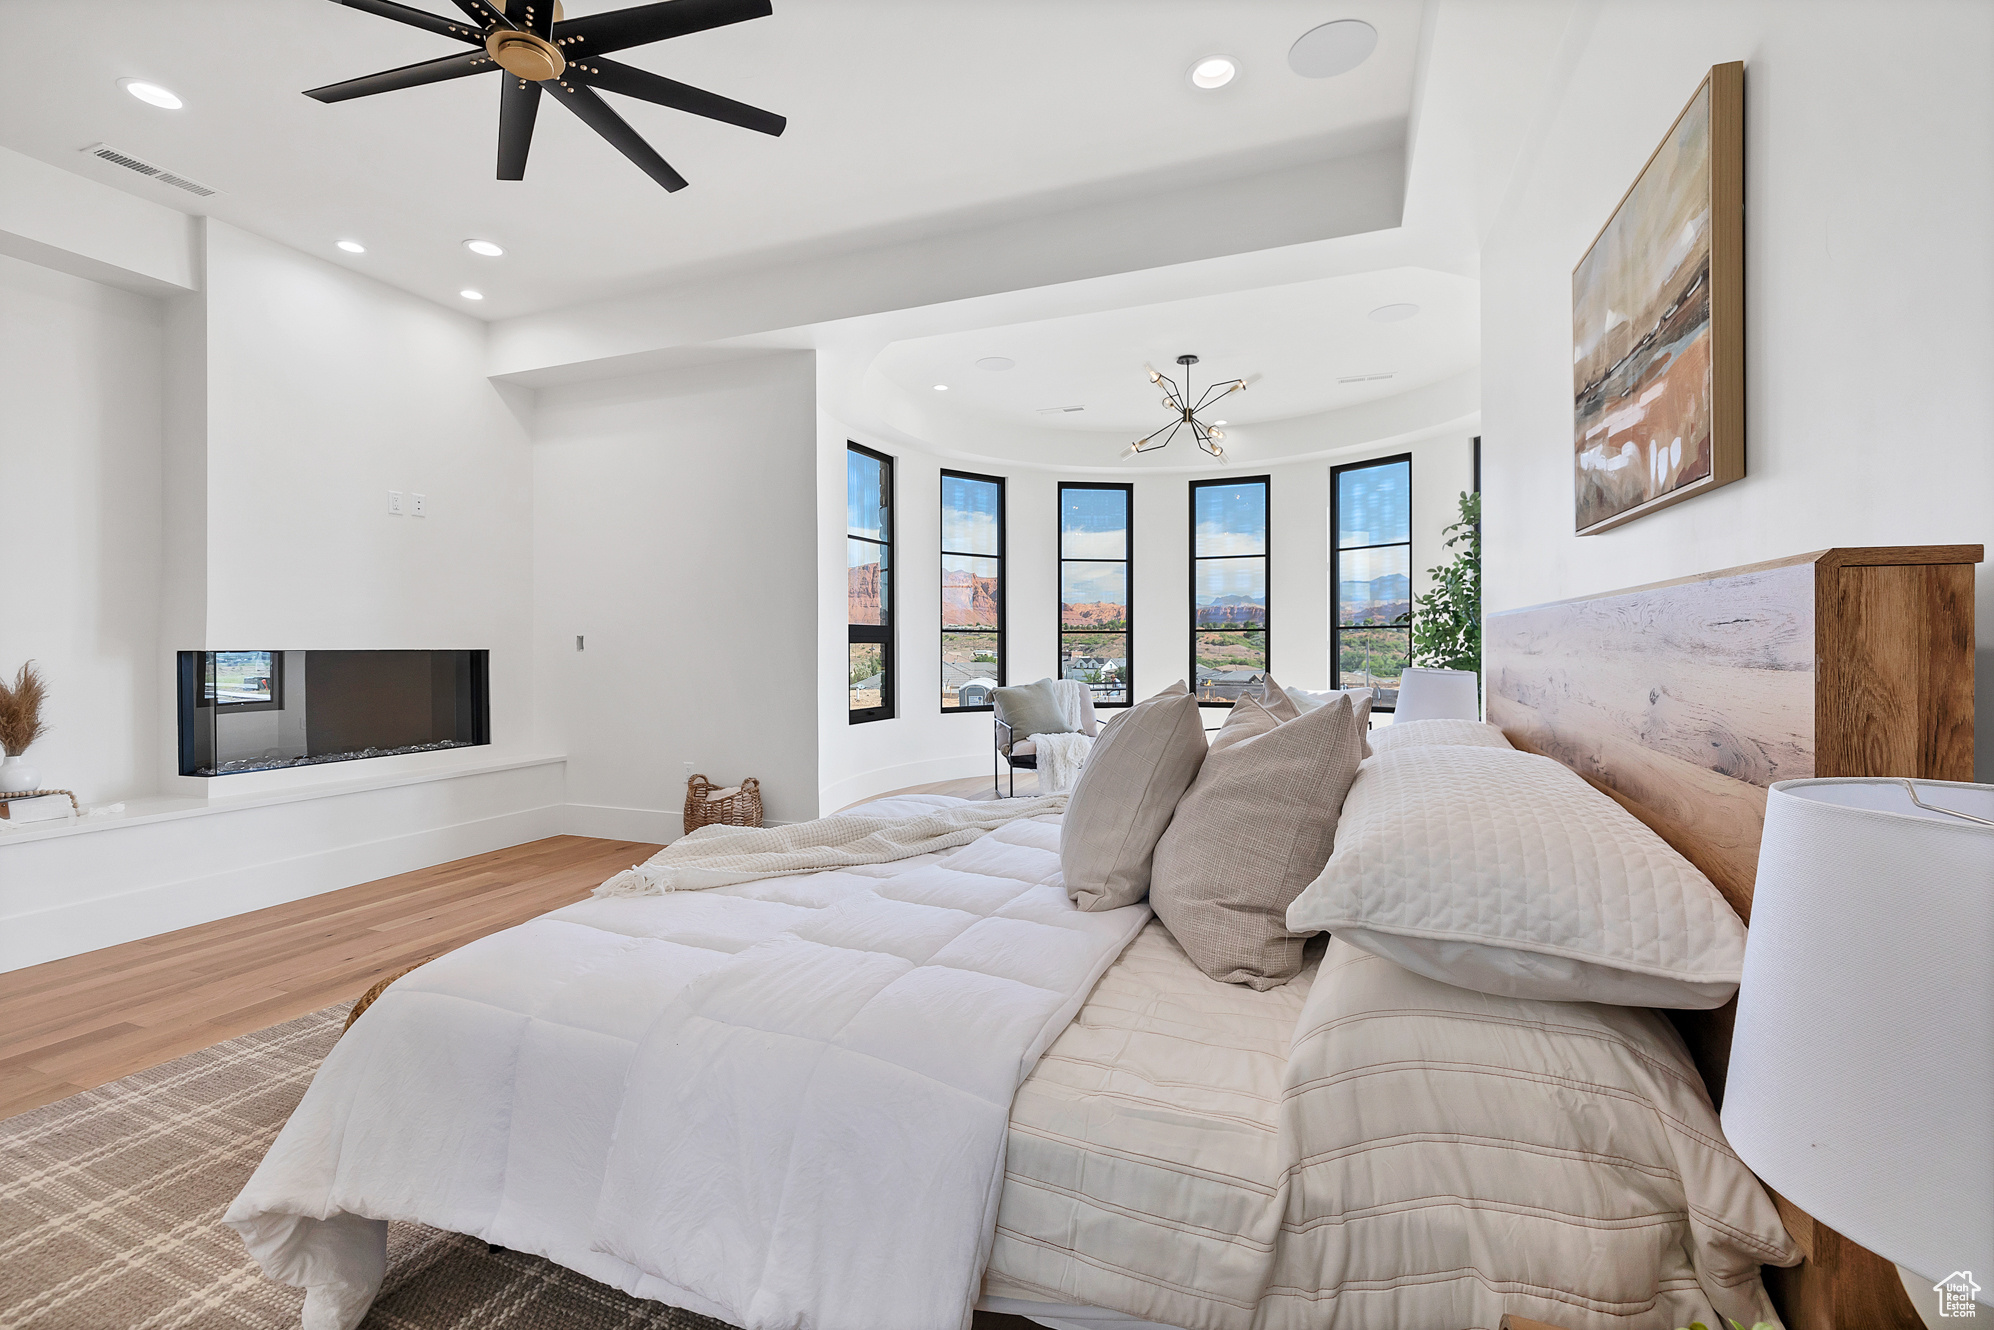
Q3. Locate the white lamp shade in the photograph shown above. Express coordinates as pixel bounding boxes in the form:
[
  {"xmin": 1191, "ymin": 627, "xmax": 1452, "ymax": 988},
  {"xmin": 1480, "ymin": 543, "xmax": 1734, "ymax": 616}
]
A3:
[
  {"xmin": 1391, "ymin": 666, "xmax": 1480, "ymax": 723},
  {"xmin": 1722, "ymin": 778, "xmax": 1994, "ymax": 1298}
]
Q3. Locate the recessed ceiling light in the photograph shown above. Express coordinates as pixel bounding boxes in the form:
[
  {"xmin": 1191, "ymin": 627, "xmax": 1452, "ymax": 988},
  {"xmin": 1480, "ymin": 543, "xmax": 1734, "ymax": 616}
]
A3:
[
  {"xmin": 932, "ymin": 384, "xmax": 949, "ymax": 392},
  {"xmin": 1189, "ymin": 56, "xmax": 1238, "ymax": 90},
  {"xmin": 1213, "ymin": 420, "xmax": 1228, "ymax": 426},
  {"xmin": 1288, "ymin": 20, "xmax": 1379, "ymax": 79},
  {"xmin": 463, "ymin": 239, "xmax": 504, "ymax": 257},
  {"xmin": 975, "ymin": 356, "xmax": 1015, "ymax": 372},
  {"xmin": 119, "ymin": 79, "xmax": 183, "ymax": 110},
  {"xmin": 1368, "ymin": 303, "xmax": 1420, "ymax": 323},
  {"xmin": 336, "ymin": 240, "xmax": 366, "ymax": 254},
  {"xmin": 459, "ymin": 289, "xmax": 485, "ymax": 301}
]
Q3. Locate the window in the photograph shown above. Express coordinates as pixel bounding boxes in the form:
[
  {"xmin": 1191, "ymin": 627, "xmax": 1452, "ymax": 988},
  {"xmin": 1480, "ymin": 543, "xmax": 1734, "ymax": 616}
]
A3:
[
  {"xmin": 941, "ymin": 470, "xmax": 1004, "ymax": 711},
  {"xmin": 200, "ymin": 650, "xmax": 283, "ymax": 712},
  {"xmin": 1059, "ymin": 482, "xmax": 1132, "ymax": 707},
  {"xmin": 847, "ymin": 444, "xmax": 894, "ymax": 723},
  {"xmin": 1331, "ymin": 454, "xmax": 1412, "ymax": 709},
  {"xmin": 1190, "ymin": 476, "xmax": 1269, "ymax": 710}
]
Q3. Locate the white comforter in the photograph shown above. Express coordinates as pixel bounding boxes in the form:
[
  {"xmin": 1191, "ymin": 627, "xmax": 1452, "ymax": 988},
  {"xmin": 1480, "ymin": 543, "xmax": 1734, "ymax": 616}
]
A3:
[{"xmin": 225, "ymin": 796, "xmax": 1149, "ymax": 1330}]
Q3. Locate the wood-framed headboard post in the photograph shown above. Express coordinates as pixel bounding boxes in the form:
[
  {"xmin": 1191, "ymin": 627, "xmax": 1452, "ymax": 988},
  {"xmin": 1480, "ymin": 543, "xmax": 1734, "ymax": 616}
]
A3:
[{"xmin": 1486, "ymin": 544, "xmax": 1982, "ymax": 1330}]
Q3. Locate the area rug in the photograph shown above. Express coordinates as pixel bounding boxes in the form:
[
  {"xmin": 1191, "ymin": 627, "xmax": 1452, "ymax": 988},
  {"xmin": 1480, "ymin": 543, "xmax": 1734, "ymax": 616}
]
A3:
[{"xmin": 0, "ymin": 1005, "xmax": 732, "ymax": 1330}]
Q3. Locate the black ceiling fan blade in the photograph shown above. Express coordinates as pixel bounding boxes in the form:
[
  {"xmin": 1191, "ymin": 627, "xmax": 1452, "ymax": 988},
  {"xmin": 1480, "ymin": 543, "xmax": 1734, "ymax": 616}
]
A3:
[
  {"xmin": 497, "ymin": 76, "xmax": 541, "ymax": 179},
  {"xmin": 448, "ymin": 0, "xmax": 514, "ymax": 29},
  {"xmin": 305, "ymin": 49, "xmax": 494, "ymax": 103},
  {"xmin": 502, "ymin": 0, "xmax": 555, "ymax": 39},
  {"xmin": 554, "ymin": 0, "xmax": 772, "ymax": 56},
  {"xmin": 548, "ymin": 81, "xmax": 689, "ymax": 191},
  {"xmin": 573, "ymin": 58, "xmax": 785, "ymax": 136},
  {"xmin": 324, "ymin": 0, "xmax": 487, "ymax": 44}
]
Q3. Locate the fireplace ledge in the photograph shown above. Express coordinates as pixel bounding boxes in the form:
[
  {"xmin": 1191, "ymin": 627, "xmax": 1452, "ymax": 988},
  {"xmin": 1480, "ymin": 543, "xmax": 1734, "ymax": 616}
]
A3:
[{"xmin": 0, "ymin": 753, "xmax": 567, "ymax": 847}]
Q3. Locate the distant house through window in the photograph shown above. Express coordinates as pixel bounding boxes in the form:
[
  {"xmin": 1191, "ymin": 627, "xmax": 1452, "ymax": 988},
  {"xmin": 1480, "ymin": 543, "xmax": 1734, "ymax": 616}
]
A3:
[
  {"xmin": 1331, "ymin": 454, "xmax": 1412, "ymax": 709},
  {"xmin": 1190, "ymin": 476, "xmax": 1269, "ymax": 715},
  {"xmin": 1059, "ymin": 482, "xmax": 1132, "ymax": 708},
  {"xmin": 847, "ymin": 444, "xmax": 894, "ymax": 723},
  {"xmin": 941, "ymin": 470, "xmax": 1004, "ymax": 711}
]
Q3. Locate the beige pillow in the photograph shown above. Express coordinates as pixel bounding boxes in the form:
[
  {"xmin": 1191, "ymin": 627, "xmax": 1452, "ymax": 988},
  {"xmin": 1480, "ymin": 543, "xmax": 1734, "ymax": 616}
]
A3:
[
  {"xmin": 1257, "ymin": 676, "xmax": 1302, "ymax": 722},
  {"xmin": 1273, "ymin": 678, "xmax": 1374, "ymax": 756},
  {"xmin": 1149, "ymin": 693, "xmax": 1364, "ymax": 989},
  {"xmin": 1060, "ymin": 690, "xmax": 1210, "ymax": 911},
  {"xmin": 1208, "ymin": 695, "xmax": 1281, "ymax": 753}
]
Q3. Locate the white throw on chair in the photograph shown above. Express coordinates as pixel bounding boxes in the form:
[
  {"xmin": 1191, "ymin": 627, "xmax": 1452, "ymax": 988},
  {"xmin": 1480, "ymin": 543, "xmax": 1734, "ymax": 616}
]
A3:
[
  {"xmin": 1392, "ymin": 666, "xmax": 1481, "ymax": 723},
  {"xmin": 993, "ymin": 679, "xmax": 1098, "ymax": 796}
]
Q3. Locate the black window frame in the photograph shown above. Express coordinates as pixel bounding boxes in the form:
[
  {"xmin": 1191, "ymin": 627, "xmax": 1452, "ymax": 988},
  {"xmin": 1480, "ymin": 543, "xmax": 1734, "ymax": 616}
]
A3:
[
  {"xmin": 847, "ymin": 442, "xmax": 895, "ymax": 725},
  {"xmin": 939, "ymin": 468, "xmax": 1006, "ymax": 713},
  {"xmin": 1330, "ymin": 452, "xmax": 1413, "ymax": 710},
  {"xmin": 1057, "ymin": 481, "xmax": 1134, "ymax": 710},
  {"xmin": 1188, "ymin": 475, "xmax": 1271, "ymax": 712},
  {"xmin": 198, "ymin": 650, "xmax": 285, "ymax": 713}
]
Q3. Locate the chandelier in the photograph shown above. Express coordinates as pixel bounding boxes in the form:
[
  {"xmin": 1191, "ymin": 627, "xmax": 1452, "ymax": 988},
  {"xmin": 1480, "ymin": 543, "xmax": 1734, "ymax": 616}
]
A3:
[{"xmin": 1123, "ymin": 353, "xmax": 1247, "ymax": 459}]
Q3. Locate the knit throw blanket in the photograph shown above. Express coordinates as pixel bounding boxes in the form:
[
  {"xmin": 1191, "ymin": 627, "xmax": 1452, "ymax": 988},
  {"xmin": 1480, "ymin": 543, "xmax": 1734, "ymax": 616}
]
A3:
[
  {"xmin": 594, "ymin": 793, "xmax": 1070, "ymax": 896},
  {"xmin": 1030, "ymin": 731, "xmax": 1093, "ymax": 794}
]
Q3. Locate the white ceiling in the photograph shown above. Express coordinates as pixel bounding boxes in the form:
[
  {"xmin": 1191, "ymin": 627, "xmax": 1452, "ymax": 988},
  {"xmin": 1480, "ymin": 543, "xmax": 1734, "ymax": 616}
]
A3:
[
  {"xmin": 1, "ymin": 0, "xmax": 1422, "ymax": 319},
  {"xmin": 870, "ymin": 266, "xmax": 1479, "ymax": 435}
]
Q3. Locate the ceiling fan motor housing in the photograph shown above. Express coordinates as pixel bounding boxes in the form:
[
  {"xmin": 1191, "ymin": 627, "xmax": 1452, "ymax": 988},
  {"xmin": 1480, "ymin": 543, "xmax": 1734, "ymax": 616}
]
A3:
[{"xmin": 487, "ymin": 28, "xmax": 565, "ymax": 81}]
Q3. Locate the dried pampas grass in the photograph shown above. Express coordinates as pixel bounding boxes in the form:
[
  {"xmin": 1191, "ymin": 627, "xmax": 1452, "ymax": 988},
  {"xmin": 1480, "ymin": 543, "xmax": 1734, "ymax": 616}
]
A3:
[{"xmin": 0, "ymin": 660, "xmax": 49, "ymax": 756}]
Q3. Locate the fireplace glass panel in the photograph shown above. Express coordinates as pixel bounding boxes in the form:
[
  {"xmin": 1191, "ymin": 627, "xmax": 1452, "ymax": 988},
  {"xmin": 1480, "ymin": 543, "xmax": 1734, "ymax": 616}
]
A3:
[{"xmin": 178, "ymin": 649, "xmax": 489, "ymax": 776}]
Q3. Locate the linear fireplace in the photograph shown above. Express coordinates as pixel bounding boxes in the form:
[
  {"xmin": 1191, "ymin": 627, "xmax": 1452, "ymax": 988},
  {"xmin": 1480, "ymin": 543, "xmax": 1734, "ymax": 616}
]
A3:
[{"xmin": 177, "ymin": 650, "xmax": 489, "ymax": 777}]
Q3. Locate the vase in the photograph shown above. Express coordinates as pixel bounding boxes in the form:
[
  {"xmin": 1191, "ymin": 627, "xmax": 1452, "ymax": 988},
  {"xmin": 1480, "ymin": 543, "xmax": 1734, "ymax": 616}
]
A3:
[{"xmin": 0, "ymin": 753, "xmax": 39, "ymax": 793}]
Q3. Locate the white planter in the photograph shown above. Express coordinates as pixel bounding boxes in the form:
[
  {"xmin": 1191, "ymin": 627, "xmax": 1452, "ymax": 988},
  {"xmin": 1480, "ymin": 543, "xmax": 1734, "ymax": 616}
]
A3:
[{"xmin": 0, "ymin": 753, "xmax": 41, "ymax": 793}]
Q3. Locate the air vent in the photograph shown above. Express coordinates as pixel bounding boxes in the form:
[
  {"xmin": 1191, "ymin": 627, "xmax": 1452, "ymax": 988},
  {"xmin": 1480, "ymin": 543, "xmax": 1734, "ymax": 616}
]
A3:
[
  {"xmin": 1036, "ymin": 405, "xmax": 1086, "ymax": 415},
  {"xmin": 1337, "ymin": 372, "xmax": 1395, "ymax": 384},
  {"xmin": 81, "ymin": 143, "xmax": 219, "ymax": 197}
]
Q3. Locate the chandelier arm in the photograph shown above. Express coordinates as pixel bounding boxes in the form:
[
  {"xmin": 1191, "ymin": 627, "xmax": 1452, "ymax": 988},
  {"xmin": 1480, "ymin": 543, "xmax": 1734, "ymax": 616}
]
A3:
[
  {"xmin": 1159, "ymin": 378, "xmax": 1188, "ymax": 412},
  {"xmin": 1190, "ymin": 381, "xmax": 1236, "ymax": 412},
  {"xmin": 1129, "ymin": 420, "xmax": 1176, "ymax": 452}
]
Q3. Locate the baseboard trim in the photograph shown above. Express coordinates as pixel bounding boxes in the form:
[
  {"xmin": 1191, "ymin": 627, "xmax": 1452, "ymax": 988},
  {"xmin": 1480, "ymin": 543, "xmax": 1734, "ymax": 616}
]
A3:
[
  {"xmin": 818, "ymin": 752, "xmax": 991, "ymax": 814},
  {"xmin": 0, "ymin": 803, "xmax": 566, "ymax": 973}
]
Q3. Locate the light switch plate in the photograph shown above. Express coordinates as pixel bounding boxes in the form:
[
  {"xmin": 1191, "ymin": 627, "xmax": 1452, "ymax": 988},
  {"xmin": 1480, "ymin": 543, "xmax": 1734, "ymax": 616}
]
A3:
[
  {"xmin": 387, "ymin": 490, "xmax": 404, "ymax": 515},
  {"xmin": 411, "ymin": 493, "xmax": 428, "ymax": 517}
]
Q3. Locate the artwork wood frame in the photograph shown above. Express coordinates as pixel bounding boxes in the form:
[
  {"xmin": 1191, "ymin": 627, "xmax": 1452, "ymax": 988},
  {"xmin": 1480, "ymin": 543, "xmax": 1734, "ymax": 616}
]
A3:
[{"xmin": 1573, "ymin": 61, "xmax": 1745, "ymax": 536}]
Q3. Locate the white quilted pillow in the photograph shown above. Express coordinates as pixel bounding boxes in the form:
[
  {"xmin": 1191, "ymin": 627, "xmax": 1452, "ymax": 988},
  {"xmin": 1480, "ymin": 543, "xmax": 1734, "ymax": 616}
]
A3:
[
  {"xmin": 1286, "ymin": 746, "xmax": 1747, "ymax": 1008},
  {"xmin": 1367, "ymin": 718, "xmax": 1513, "ymax": 754}
]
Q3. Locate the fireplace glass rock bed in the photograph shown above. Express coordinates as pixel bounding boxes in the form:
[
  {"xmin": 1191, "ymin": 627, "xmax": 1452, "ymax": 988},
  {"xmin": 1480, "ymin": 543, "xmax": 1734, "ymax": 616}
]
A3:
[{"xmin": 177, "ymin": 650, "xmax": 489, "ymax": 777}]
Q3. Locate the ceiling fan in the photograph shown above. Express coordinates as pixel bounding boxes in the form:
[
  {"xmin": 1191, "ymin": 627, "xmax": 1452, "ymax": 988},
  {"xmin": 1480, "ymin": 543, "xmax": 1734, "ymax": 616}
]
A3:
[{"xmin": 304, "ymin": 0, "xmax": 786, "ymax": 192}]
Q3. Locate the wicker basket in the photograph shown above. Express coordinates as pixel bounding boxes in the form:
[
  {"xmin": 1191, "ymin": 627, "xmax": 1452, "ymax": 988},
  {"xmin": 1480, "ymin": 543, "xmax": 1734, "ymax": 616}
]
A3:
[{"xmin": 684, "ymin": 774, "xmax": 763, "ymax": 831}]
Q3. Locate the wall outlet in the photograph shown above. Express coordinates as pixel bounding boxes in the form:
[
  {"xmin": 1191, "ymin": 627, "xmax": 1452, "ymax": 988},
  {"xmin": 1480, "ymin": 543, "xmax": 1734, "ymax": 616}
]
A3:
[
  {"xmin": 683, "ymin": 761, "xmax": 695, "ymax": 778},
  {"xmin": 387, "ymin": 490, "xmax": 404, "ymax": 515},
  {"xmin": 410, "ymin": 493, "xmax": 428, "ymax": 517}
]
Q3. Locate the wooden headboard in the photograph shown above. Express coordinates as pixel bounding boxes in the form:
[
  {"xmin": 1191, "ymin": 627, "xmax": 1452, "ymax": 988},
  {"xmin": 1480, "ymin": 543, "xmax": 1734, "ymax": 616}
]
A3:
[{"xmin": 1486, "ymin": 544, "xmax": 1982, "ymax": 1330}]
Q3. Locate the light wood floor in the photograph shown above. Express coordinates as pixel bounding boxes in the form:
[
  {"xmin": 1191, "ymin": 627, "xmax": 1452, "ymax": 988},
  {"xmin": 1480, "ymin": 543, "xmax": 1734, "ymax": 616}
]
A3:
[
  {"xmin": 0, "ymin": 834, "xmax": 660, "ymax": 1120},
  {"xmin": 3, "ymin": 826, "xmax": 1052, "ymax": 1329}
]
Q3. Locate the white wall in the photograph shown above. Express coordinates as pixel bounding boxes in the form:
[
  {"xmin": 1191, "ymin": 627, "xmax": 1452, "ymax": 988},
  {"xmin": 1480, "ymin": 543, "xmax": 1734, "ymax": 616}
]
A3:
[
  {"xmin": 815, "ymin": 411, "xmax": 1477, "ymax": 811},
  {"xmin": 196, "ymin": 220, "xmax": 538, "ymax": 780},
  {"xmin": 532, "ymin": 353, "xmax": 820, "ymax": 838},
  {"xmin": 0, "ymin": 253, "xmax": 165, "ymax": 804},
  {"xmin": 1479, "ymin": 0, "xmax": 1994, "ymax": 779}
]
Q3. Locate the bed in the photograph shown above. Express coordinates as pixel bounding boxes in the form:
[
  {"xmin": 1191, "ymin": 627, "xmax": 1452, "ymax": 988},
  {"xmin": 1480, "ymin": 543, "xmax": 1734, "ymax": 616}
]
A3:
[{"xmin": 228, "ymin": 545, "xmax": 1979, "ymax": 1330}]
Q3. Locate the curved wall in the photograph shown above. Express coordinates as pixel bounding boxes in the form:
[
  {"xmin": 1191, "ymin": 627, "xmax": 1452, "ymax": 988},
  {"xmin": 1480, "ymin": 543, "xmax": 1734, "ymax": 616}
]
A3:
[{"xmin": 815, "ymin": 376, "xmax": 1479, "ymax": 812}]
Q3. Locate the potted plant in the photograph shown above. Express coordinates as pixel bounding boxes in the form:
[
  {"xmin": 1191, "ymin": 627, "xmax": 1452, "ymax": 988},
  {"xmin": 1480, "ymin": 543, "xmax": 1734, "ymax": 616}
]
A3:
[
  {"xmin": 0, "ymin": 660, "xmax": 50, "ymax": 793},
  {"xmin": 1403, "ymin": 490, "xmax": 1481, "ymax": 675}
]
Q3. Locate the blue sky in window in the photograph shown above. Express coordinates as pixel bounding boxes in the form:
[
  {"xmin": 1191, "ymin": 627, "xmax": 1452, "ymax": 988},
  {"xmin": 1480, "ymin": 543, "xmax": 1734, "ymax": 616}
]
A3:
[
  {"xmin": 1062, "ymin": 562, "xmax": 1127, "ymax": 608},
  {"xmin": 847, "ymin": 450, "xmax": 885, "ymax": 540},
  {"xmin": 1061, "ymin": 488, "xmax": 1128, "ymax": 560},
  {"xmin": 1194, "ymin": 482, "xmax": 1267, "ymax": 556},
  {"xmin": 1337, "ymin": 460, "xmax": 1410, "ymax": 547},
  {"xmin": 941, "ymin": 475, "xmax": 1000, "ymax": 555}
]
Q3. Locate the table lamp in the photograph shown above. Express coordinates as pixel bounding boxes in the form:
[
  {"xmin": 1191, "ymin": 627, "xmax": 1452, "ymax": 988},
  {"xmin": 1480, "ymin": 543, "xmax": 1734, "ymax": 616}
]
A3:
[
  {"xmin": 1392, "ymin": 667, "xmax": 1481, "ymax": 723},
  {"xmin": 1723, "ymin": 777, "xmax": 1993, "ymax": 1310}
]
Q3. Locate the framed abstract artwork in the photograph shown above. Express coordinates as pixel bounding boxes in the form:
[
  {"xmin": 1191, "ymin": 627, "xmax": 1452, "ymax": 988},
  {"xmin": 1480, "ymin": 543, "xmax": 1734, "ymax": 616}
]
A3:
[{"xmin": 1573, "ymin": 61, "xmax": 1744, "ymax": 536}]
